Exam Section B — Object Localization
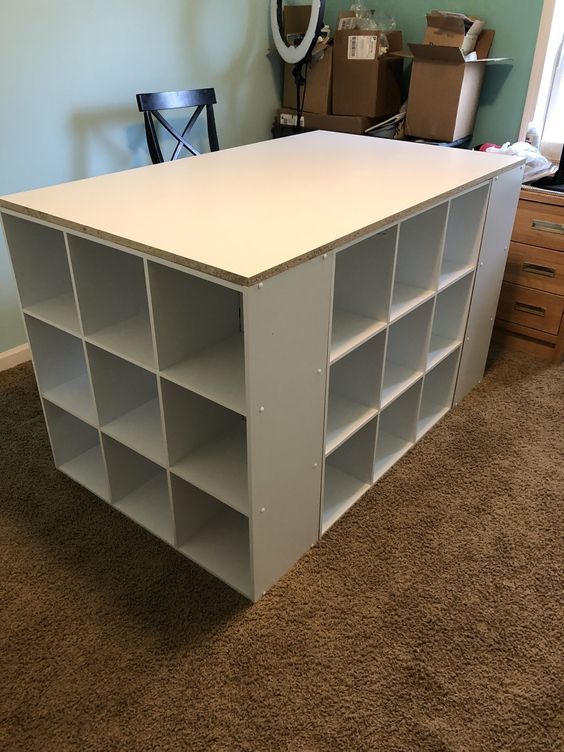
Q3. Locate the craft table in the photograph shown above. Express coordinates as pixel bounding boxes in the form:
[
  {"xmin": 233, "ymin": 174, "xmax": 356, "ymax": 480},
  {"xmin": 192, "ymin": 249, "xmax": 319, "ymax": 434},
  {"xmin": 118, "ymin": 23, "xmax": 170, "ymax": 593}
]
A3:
[{"xmin": 0, "ymin": 132, "xmax": 523, "ymax": 600}]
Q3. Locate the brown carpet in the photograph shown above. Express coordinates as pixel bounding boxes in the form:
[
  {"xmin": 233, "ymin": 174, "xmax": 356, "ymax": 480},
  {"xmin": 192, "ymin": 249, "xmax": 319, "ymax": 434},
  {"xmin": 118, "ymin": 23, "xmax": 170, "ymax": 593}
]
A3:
[{"xmin": 0, "ymin": 350, "xmax": 563, "ymax": 752}]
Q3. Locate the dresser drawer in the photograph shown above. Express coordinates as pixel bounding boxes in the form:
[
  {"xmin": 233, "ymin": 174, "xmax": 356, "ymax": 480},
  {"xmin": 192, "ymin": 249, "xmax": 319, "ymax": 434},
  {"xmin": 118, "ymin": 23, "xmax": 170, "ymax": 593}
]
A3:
[
  {"xmin": 505, "ymin": 242, "xmax": 564, "ymax": 295},
  {"xmin": 513, "ymin": 199, "xmax": 564, "ymax": 252},
  {"xmin": 497, "ymin": 282, "xmax": 564, "ymax": 335}
]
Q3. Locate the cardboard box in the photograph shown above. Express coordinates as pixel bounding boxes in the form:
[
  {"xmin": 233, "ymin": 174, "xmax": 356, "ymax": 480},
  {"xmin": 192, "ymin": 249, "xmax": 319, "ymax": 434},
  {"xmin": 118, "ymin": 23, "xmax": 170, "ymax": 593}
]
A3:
[
  {"xmin": 423, "ymin": 11, "xmax": 485, "ymax": 56},
  {"xmin": 402, "ymin": 28, "xmax": 511, "ymax": 142},
  {"xmin": 277, "ymin": 108, "xmax": 379, "ymax": 135},
  {"xmin": 282, "ymin": 5, "xmax": 332, "ymax": 115},
  {"xmin": 332, "ymin": 22, "xmax": 404, "ymax": 119}
]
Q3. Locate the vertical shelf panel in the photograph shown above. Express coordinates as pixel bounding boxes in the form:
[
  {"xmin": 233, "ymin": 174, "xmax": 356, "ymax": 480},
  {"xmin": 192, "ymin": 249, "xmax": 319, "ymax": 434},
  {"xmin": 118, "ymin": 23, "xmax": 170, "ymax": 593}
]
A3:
[
  {"xmin": 147, "ymin": 262, "xmax": 245, "ymax": 414},
  {"xmin": 103, "ymin": 435, "xmax": 173, "ymax": 544},
  {"xmin": 2, "ymin": 214, "xmax": 80, "ymax": 333},
  {"xmin": 440, "ymin": 183, "xmax": 489, "ymax": 289},
  {"xmin": 69, "ymin": 236, "xmax": 155, "ymax": 368},
  {"xmin": 418, "ymin": 349, "xmax": 460, "ymax": 439},
  {"xmin": 323, "ymin": 418, "xmax": 377, "ymax": 533},
  {"xmin": 391, "ymin": 203, "xmax": 447, "ymax": 321},
  {"xmin": 374, "ymin": 380, "xmax": 422, "ymax": 481},
  {"xmin": 382, "ymin": 299, "xmax": 433, "ymax": 407},
  {"xmin": 172, "ymin": 475, "xmax": 251, "ymax": 598},
  {"xmin": 88, "ymin": 345, "xmax": 166, "ymax": 465},
  {"xmin": 427, "ymin": 274, "xmax": 474, "ymax": 370},
  {"xmin": 162, "ymin": 379, "xmax": 248, "ymax": 515},
  {"xmin": 331, "ymin": 228, "xmax": 396, "ymax": 362},
  {"xmin": 44, "ymin": 401, "xmax": 108, "ymax": 499},
  {"xmin": 25, "ymin": 316, "xmax": 96, "ymax": 424},
  {"xmin": 326, "ymin": 332, "xmax": 385, "ymax": 455}
]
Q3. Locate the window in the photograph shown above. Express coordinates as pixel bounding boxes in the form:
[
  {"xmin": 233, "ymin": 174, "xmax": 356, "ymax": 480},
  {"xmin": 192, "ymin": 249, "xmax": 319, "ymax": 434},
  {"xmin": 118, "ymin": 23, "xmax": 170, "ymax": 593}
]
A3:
[{"xmin": 521, "ymin": 0, "xmax": 564, "ymax": 161}]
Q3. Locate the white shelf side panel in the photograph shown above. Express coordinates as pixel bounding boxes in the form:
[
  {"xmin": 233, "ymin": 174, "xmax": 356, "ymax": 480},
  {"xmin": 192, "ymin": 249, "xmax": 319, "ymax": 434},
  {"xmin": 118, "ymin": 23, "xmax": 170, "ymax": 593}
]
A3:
[
  {"xmin": 456, "ymin": 169, "xmax": 523, "ymax": 403},
  {"xmin": 428, "ymin": 274, "xmax": 474, "ymax": 370},
  {"xmin": 441, "ymin": 183, "xmax": 490, "ymax": 289},
  {"xmin": 44, "ymin": 401, "xmax": 108, "ymax": 500},
  {"xmin": 68, "ymin": 235, "xmax": 155, "ymax": 368},
  {"xmin": 244, "ymin": 256, "xmax": 333, "ymax": 600},
  {"xmin": 331, "ymin": 229, "xmax": 396, "ymax": 362},
  {"xmin": 172, "ymin": 476, "xmax": 251, "ymax": 599},
  {"xmin": 147, "ymin": 262, "xmax": 245, "ymax": 414},
  {"xmin": 2, "ymin": 214, "xmax": 80, "ymax": 333},
  {"xmin": 391, "ymin": 203, "xmax": 447, "ymax": 320},
  {"xmin": 25, "ymin": 316, "xmax": 96, "ymax": 424}
]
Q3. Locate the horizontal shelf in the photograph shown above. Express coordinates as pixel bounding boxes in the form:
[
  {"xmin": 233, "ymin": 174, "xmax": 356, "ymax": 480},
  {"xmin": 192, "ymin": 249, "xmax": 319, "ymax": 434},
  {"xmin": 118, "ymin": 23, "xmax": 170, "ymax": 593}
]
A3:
[
  {"xmin": 326, "ymin": 394, "xmax": 378, "ymax": 456},
  {"xmin": 322, "ymin": 464, "xmax": 370, "ymax": 533},
  {"xmin": 59, "ymin": 444, "xmax": 108, "ymax": 500},
  {"xmin": 114, "ymin": 473, "xmax": 174, "ymax": 545},
  {"xmin": 373, "ymin": 431, "xmax": 412, "ymax": 481},
  {"xmin": 42, "ymin": 373, "xmax": 96, "ymax": 425},
  {"xmin": 331, "ymin": 308, "xmax": 386, "ymax": 364},
  {"xmin": 381, "ymin": 364, "xmax": 423, "ymax": 408},
  {"xmin": 171, "ymin": 422, "xmax": 248, "ymax": 516},
  {"xmin": 88, "ymin": 312, "xmax": 155, "ymax": 369},
  {"xmin": 417, "ymin": 402, "xmax": 450, "ymax": 440},
  {"xmin": 102, "ymin": 399, "xmax": 166, "ymax": 466},
  {"xmin": 390, "ymin": 284, "xmax": 435, "ymax": 322},
  {"xmin": 438, "ymin": 262, "xmax": 474, "ymax": 291},
  {"xmin": 23, "ymin": 292, "xmax": 81, "ymax": 335},
  {"xmin": 427, "ymin": 336, "xmax": 461, "ymax": 371},
  {"xmin": 178, "ymin": 506, "xmax": 251, "ymax": 599},
  {"xmin": 162, "ymin": 332, "xmax": 245, "ymax": 415}
]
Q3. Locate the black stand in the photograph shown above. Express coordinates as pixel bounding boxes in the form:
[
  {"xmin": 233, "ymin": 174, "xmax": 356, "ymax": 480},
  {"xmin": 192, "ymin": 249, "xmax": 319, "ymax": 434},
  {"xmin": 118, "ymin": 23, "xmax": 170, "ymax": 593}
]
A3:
[{"xmin": 531, "ymin": 144, "xmax": 564, "ymax": 193}]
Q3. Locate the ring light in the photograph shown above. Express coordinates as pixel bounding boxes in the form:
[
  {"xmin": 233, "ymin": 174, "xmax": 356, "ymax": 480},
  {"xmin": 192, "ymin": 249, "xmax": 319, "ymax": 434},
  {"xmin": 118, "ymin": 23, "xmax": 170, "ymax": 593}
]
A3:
[{"xmin": 270, "ymin": 0, "xmax": 325, "ymax": 65}]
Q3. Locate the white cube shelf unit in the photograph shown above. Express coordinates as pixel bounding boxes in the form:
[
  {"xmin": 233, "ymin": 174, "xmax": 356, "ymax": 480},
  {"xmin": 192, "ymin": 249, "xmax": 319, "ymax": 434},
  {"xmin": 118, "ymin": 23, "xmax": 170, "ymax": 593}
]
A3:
[{"xmin": 0, "ymin": 132, "xmax": 523, "ymax": 600}]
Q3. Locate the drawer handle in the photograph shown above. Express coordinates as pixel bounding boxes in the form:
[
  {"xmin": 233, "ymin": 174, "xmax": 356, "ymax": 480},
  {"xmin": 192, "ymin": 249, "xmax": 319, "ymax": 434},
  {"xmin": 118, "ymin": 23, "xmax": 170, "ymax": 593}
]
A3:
[
  {"xmin": 522, "ymin": 262, "xmax": 556, "ymax": 278},
  {"xmin": 532, "ymin": 219, "xmax": 564, "ymax": 234},
  {"xmin": 514, "ymin": 301, "xmax": 546, "ymax": 317}
]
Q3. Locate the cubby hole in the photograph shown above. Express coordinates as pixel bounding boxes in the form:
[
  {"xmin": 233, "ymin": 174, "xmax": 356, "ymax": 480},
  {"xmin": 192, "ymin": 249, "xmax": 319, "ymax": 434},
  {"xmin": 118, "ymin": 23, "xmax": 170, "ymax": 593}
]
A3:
[
  {"xmin": 44, "ymin": 401, "xmax": 108, "ymax": 499},
  {"xmin": 172, "ymin": 475, "xmax": 251, "ymax": 598},
  {"xmin": 440, "ymin": 184, "xmax": 489, "ymax": 289},
  {"xmin": 103, "ymin": 436, "xmax": 173, "ymax": 544},
  {"xmin": 418, "ymin": 350, "xmax": 460, "ymax": 439},
  {"xmin": 381, "ymin": 299, "xmax": 433, "ymax": 407},
  {"xmin": 148, "ymin": 262, "xmax": 245, "ymax": 415},
  {"xmin": 323, "ymin": 418, "xmax": 377, "ymax": 533},
  {"xmin": 391, "ymin": 204, "xmax": 447, "ymax": 321},
  {"xmin": 87, "ymin": 345, "xmax": 165, "ymax": 465},
  {"xmin": 373, "ymin": 380, "xmax": 422, "ymax": 481},
  {"xmin": 68, "ymin": 236, "xmax": 155, "ymax": 368},
  {"xmin": 162, "ymin": 379, "xmax": 248, "ymax": 515},
  {"xmin": 26, "ymin": 316, "xmax": 96, "ymax": 424},
  {"xmin": 427, "ymin": 274, "xmax": 473, "ymax": 370},
  {"xmin": 330, "ymin": 229, "xmax": 395, "ymax": 363},
  {"xmin": 326, "ymin": 332, "xmax": 385, "ymax": 456},
  {"xmin": 3, "ymin": 214, "xmax": 80, "ymax": 333}
]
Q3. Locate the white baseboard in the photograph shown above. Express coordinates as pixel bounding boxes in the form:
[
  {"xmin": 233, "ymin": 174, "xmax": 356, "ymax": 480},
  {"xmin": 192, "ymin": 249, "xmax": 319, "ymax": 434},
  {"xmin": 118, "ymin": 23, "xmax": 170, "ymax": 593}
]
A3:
[{"xmin": 0, "ymin": 343, "xmax": 31, "ymax": 372}]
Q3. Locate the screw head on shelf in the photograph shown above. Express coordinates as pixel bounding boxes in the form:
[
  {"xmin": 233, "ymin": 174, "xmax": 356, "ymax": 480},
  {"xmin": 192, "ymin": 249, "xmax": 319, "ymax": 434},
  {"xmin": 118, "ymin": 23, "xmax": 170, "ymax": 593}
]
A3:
[
  {"xmin": 260, "ymin": 507, "xmax": 266, "ymax": 514},
  {"xmin": 259, "ymin": 406, "xmax": 265, "ymax": 413},
  {"xmin": 480, "ymin": 262, "xmax": 484, "ymax": 267},
  {"xmin": 466, "ymin": 336, "xmax": 470, "ymax": 341},
  {"xmin": 258, "ymin": 282, "xmax": 264, "ymax": 289},
  {"xmin": 322, "ymin": 253, "xmax": 328, "ymax": 260},
  {"xmin": 316, "ymin": 368, "xmax": 322, "ymax": 374},
  {"xmin": 313, "ymin": 462, "xmax": 319, "ymax": 469}
]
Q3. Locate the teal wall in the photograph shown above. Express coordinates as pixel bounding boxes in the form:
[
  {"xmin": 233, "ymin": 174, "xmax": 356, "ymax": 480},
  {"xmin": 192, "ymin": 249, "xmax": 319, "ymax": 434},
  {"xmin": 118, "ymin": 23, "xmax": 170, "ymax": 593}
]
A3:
[
  {"xmin": 326, "ymin": 0, "xmax": 544, "ymax": 145},
  {"xmin": 0, "ymin": 0, "xmax": 280, "ymax": 353}
]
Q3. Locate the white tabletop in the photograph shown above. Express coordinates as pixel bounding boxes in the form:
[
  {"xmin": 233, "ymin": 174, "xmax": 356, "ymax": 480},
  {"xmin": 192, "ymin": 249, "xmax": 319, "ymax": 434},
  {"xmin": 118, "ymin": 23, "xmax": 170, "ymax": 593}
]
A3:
[{"xmin": 0, "ymin": 131, "xmax": 523, "ymax": 285}]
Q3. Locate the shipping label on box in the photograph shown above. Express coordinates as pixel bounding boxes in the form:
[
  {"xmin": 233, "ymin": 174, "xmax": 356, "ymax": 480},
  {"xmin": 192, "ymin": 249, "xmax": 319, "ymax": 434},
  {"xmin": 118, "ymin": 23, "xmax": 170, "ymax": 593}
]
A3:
[{"xmin": 348, "ymin": 35, "xmax": 378, "ymax": 60}]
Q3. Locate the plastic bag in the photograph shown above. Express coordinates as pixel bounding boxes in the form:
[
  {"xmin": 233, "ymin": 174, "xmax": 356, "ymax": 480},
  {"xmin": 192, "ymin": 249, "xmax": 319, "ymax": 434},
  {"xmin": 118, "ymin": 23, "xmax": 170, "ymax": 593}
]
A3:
[{"xmin": 485, "ymin": 141, "xmax": 558, "ymax": 183}]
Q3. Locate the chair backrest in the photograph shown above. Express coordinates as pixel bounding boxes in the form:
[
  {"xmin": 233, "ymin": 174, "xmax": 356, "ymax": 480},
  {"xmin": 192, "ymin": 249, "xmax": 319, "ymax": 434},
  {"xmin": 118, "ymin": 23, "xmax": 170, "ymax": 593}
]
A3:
[{"xmin": 136, "ymin": 88, "xmax": 220, "ymax": 164}]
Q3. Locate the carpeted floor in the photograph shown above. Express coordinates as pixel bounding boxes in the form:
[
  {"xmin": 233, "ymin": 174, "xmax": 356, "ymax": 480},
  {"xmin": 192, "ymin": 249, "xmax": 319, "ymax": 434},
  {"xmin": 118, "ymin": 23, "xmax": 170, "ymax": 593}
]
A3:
[{"xmin": 0, "ymin": 350, "xmax": 562, "ymax": 752}]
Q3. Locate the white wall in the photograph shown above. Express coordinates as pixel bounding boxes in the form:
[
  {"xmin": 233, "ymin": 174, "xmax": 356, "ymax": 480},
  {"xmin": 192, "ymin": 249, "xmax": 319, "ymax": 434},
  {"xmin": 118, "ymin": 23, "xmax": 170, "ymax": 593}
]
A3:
[{"xmin": 0, "ymin": 0, "xmax": 280, "ymax": 352}]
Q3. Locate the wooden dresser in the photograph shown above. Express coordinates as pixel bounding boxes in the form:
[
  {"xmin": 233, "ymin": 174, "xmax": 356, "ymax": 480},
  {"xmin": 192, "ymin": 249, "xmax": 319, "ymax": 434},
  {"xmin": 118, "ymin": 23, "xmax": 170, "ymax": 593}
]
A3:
[{"xmin": 495, "ymin": 186, "xmax": 564, "ymax": 363}]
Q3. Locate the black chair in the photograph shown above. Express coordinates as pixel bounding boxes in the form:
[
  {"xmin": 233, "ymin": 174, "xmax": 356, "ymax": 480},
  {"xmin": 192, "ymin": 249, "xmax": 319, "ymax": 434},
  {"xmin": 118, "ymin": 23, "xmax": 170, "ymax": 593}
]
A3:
[{"xmin": 136, "ymin": 88, "xmax": 220, "ymax": 164}]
